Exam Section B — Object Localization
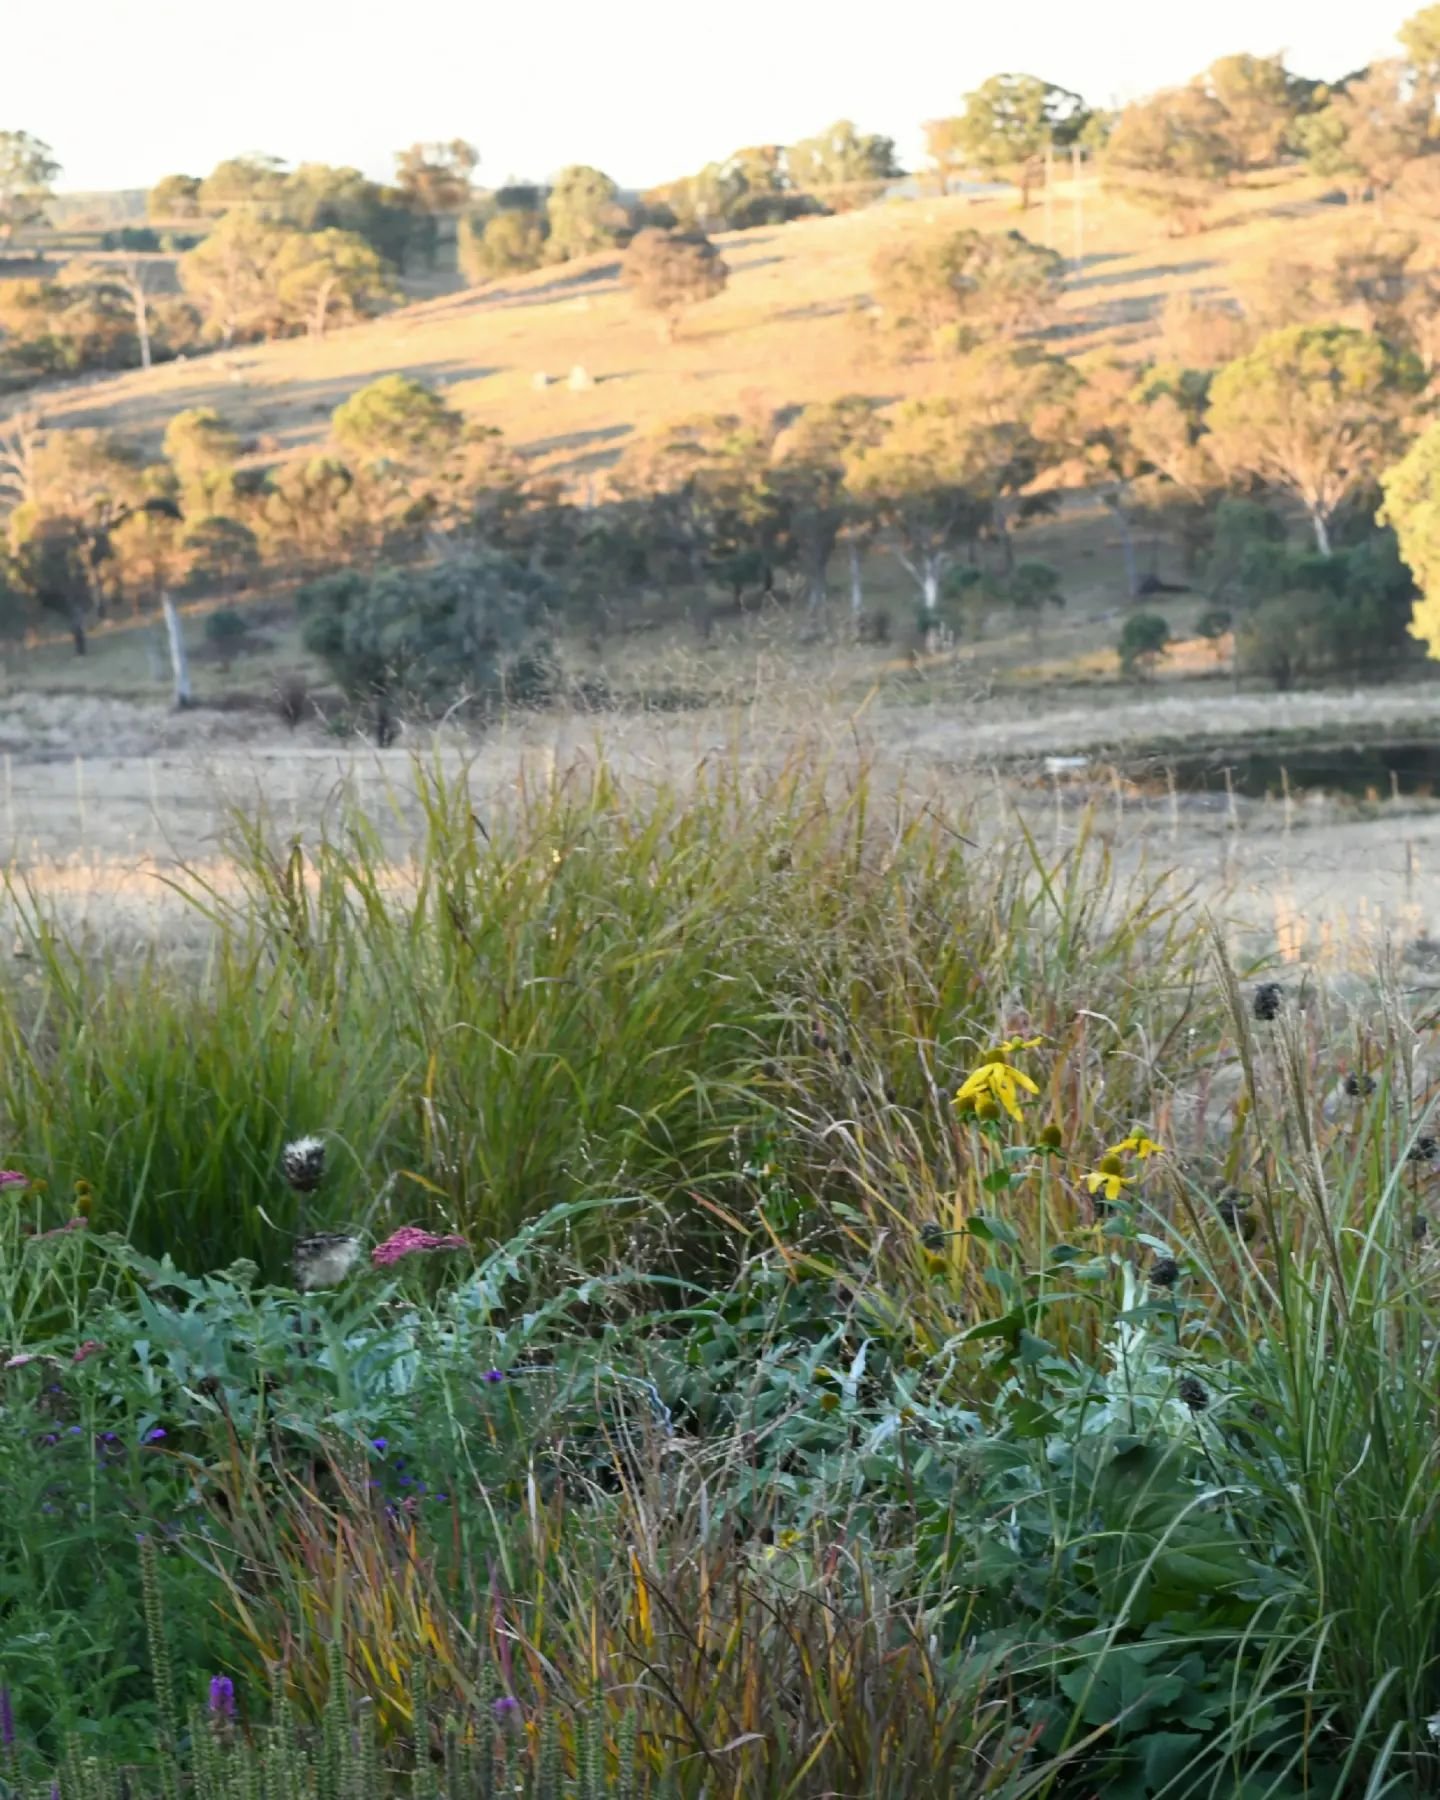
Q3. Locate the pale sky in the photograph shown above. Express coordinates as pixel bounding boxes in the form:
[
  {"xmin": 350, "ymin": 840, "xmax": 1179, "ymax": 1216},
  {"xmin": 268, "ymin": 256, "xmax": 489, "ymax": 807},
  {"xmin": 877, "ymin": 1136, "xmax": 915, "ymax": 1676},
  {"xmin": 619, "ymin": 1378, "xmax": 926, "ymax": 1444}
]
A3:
[{"xmin": 1, "ymin": 0, "xmax": 1419, "ymax": 195}]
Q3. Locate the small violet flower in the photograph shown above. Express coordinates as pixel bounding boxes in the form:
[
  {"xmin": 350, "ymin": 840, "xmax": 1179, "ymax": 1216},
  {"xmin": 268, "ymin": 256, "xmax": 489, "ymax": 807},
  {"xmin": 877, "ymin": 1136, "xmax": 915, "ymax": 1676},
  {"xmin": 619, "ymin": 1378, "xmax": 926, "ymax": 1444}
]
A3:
[{"xmin": 208, "ymin": 1675, "xmax": 237, "ymax": 1720}]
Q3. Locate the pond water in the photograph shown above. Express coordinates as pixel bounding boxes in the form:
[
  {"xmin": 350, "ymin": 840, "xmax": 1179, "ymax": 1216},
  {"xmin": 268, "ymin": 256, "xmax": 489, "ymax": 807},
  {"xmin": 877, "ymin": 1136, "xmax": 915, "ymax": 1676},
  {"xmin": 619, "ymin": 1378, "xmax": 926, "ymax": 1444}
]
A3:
[{"xmin": 1144, "ymin": 739, "xmax": 1440, "ymax": 801}]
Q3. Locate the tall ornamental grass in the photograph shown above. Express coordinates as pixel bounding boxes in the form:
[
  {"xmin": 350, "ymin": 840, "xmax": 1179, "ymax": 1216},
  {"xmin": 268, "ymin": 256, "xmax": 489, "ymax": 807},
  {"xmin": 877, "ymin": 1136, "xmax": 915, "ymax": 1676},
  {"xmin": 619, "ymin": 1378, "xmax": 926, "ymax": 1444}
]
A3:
[{"xmin": 0, "ymin": 749, "xmax": 1212, "ymax": 1276}]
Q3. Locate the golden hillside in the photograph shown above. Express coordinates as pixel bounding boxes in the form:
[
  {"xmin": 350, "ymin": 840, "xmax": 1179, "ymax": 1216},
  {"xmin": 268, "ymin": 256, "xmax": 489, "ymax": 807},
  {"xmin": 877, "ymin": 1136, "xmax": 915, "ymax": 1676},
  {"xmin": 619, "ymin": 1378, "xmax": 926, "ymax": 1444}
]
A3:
[{"xmin": 11, "ymin": 167, "xmax": 1376, "ymax": 486}]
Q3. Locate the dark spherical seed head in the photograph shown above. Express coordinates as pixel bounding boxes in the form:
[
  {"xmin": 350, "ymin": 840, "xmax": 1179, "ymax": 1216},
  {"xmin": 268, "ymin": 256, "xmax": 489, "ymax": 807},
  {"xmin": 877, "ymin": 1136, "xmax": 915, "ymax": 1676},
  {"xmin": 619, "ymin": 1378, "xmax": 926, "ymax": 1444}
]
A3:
[
  {"xmin": 1150, "ymin": 1256, "xmax": 1180, "ymax": 1288},
  {"xmin": 281, "ymin": 1137, "xmax": 326, "ymax": 1193},
  {"xmin": 1407, "ymin": 1136, "xmax": 1439, "ymax": 1164},
  {"xmin": 1177, "ymin": 1375, "xmax": 1209, "ymax": 1412},
  {"xmin": 1251, "ymin": 982, "xmax": 1283, "ymax": 1022},
  {"xmin": 1415, "ymin": 1213, "xmax": 1431, "ymax": 1241},
  {"xmin": 919, "ymin": 1220, "xmax": 946, "ymax": 1251},
  {"xmin": 1344, "ymin": 1072, "xmax": 1377, "ymax": 1099},
  {"xmin": 1038, "ymin": 1123, "xmax": 1064, "ymax": 1151}
]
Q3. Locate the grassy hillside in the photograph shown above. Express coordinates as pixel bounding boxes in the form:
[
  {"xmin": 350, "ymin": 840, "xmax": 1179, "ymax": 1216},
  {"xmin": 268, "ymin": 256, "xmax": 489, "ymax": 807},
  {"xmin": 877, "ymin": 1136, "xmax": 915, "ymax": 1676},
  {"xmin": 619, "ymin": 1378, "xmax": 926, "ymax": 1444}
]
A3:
[
  {"xmin": 4, "ymin": 165, "xmax": 1430, "ymax": 717},
  {"xmin": 13, "ymin": 168, "xmax": 1367, "ymax": 483}
]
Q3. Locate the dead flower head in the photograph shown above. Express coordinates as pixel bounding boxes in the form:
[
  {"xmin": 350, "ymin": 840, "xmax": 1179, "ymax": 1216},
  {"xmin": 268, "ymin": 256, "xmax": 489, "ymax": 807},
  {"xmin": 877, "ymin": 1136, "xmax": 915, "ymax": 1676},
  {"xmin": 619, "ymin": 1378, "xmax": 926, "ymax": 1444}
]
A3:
[
  {"xmin": 292, "ymin": 1231, "xmax": 362, "ymax": 1291},
  {"xmin": 281, "ymin": 1137, "xmax": 327, "ymax": 1194}
]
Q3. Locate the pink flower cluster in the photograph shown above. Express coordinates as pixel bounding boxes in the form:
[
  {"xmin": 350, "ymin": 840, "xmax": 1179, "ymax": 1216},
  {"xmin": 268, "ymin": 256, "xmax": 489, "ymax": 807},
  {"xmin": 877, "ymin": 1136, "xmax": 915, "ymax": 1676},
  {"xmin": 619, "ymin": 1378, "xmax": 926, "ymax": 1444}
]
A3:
[
  {"xmin": 0, "ymin": 1172, "xmax": 28, "ymax": 1189},
  {"xmin": 371, "ymin": 1226, "xmax": 470, "ymax": 1268}
]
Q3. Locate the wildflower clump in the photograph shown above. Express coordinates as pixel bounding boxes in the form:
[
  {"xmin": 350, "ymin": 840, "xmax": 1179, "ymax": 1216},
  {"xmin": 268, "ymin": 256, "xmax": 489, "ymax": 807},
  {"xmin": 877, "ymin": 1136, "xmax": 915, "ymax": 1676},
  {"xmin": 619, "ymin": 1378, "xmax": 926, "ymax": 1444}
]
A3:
[{"xmin": 953, "ymin": 1036, "xmax": 1043, "ymax": 1123}]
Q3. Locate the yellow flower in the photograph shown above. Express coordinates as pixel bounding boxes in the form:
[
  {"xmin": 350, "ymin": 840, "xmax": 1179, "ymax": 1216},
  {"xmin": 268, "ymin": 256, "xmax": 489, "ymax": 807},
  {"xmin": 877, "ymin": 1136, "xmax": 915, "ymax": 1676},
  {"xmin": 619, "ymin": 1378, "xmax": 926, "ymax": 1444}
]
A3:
[
  {"xmin": 1085, "ymin": 1153, "xmax": 1132, "ymax": 1203},
  {"xmin": 954, "ymin": 1048, "xmax": 1040, "ymax": 1122},
  {"xmin": 1109, "ymin": 1131, "xmax": 1164, "ymax": 1161},
  {"xmin": 996, "ymin": 1035, "xmax": 1044, "ymax": 1055}
]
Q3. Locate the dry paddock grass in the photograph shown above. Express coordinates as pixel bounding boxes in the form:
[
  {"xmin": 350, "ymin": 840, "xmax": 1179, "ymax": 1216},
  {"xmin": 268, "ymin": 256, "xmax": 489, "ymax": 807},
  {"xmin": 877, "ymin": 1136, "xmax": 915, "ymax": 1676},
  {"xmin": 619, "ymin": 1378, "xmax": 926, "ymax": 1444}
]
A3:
[{"xmin": 0, "ymin": 687, "xmax": 1437, "ymax": 976}]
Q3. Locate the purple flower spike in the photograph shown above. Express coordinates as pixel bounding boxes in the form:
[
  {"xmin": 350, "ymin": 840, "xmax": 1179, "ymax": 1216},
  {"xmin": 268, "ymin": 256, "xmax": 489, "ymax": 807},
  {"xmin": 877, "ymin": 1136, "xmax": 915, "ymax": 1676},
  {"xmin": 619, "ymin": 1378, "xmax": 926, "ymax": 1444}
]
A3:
[
  {"xmin": 483, "ymin": 1369, "xmax": 505, "ymax": 1383},
  {"xmin": 1, "ymin": 1684, "xmax": 14, "ymax": 1750},
  {"xmin": 208, "ymin": 1675, "xmax": 236, "ymax": 1720},
  {"xmin": 492, "ymin": 1695, "xmax": 520, "ymax": 1718},
  {"xmin": 144, "ymin": 1428, "xmax": 167, "ymax": 1443},
  {"xmin": 370, "ymin": 1438, "xmax": 388, "ymax": 1452}
]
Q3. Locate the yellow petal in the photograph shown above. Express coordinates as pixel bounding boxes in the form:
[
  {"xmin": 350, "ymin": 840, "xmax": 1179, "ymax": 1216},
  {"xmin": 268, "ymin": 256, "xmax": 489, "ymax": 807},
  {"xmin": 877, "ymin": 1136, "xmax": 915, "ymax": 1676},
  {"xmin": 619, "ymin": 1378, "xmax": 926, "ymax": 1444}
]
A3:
[{"xmin": 954, "ymin": 1068, "xmax": 990, "ymax": 1105}]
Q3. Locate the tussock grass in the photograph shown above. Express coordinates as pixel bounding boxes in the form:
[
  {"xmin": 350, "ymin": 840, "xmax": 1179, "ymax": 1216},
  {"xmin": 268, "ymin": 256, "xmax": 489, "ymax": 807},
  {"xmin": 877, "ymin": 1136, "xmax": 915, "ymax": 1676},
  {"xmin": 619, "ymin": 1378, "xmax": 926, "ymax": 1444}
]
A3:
[{"xmin": 0, "ymin": 746, "xmax": 1212, "ymax": 1277}]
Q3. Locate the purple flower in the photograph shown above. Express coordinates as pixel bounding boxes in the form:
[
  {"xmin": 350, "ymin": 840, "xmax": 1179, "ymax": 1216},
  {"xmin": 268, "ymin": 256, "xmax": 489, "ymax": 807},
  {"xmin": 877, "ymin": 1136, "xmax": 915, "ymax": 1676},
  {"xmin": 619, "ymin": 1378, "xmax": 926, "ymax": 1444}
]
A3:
[
  {"xmin": 491, "ymin": 1695, "xmax": 520, "ymax": 1718},
  {"xmin": 370, "ymin": 1437, "xmax": 388, "ymax": 1452},
  {"xmin": 1, "ymin": 1685, "xmax": 14, "ymax": 1750},
  {"xmin": 208, "ymin": 1675, "xmax": 236, "ymax": 1720},
  {"xmin": 483, "ymin": 1369, "xmax": 505, "ymax": 1383},
  {"xmin": 144, "ymin": 1428, "xmax": 167, "ymax": 1444}
]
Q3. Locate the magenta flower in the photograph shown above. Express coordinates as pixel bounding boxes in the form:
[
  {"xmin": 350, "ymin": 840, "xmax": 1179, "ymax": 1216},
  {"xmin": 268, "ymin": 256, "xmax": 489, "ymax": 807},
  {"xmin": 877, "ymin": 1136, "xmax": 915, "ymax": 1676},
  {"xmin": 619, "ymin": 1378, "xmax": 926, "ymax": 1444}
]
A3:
[
  {"xmin": 34, "ymin": 1218, "xmax": 86, "ymax": 1240},
  {"xmin": 0, "ymin": 1171, "xmax": 27, "ymax": 1191},
  {"xmin": 371, "ymin": 1226, "xmax": 469, "ymax": 1268},
  {"xmin": 72, "ymin": 1339, "xmax": 104, "ymax": 1365}
]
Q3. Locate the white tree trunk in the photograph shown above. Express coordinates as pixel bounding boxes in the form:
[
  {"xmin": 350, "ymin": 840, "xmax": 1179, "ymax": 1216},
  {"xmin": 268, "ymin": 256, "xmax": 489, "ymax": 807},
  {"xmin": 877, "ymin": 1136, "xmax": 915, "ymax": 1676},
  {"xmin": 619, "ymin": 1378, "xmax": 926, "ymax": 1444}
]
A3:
[
  {"xmin": 1108, "ymin": 489, "xmax": 1139, "ymax": 598},
  {"xmin": 311, "ymin": 278, "xmax": 336, "ymax": 338},
  {"xmin": 1310, "ymin": 508, "xmax": 1332, "ymax": 556},
  {"xmin": 162, "ymin": 594, "xmax": 192, "ymax": 709},
  {"xmin": 848, "ymin": 540, "xmax": 864, "ymax": 619},
  {"xmin": 898, "ymin": 549, "xmax": 945, "ymax": 612},
  {"xmin": 133, "ymin": 284, "xmax": 151, "ymax": 370}
]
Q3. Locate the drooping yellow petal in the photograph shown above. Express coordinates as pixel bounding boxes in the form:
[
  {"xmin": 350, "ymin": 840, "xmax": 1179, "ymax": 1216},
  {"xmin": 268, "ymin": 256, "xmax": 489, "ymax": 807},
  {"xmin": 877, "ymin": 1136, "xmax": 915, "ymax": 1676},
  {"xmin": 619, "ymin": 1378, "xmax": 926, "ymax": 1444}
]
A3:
[
  {"xmin": 954, "ymin": 1067, "xmax": 992, "ymax": 1106},
  {"xmin": 996, "ymin": 1035, "xmax": 1045, "ymax": 1054},
  {"xmin": 1110, "ymin": 1132, "xmax": 1163, "ymax": 1161}
]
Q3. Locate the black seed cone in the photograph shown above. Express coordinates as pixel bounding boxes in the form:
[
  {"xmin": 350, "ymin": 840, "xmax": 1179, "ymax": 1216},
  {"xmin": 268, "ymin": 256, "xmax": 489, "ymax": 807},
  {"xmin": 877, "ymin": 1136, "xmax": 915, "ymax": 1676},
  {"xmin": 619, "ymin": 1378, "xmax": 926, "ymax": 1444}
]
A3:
[{"xmin": 1251, "ymin": 983, "xmax": 1283, "ymax": 1022}]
